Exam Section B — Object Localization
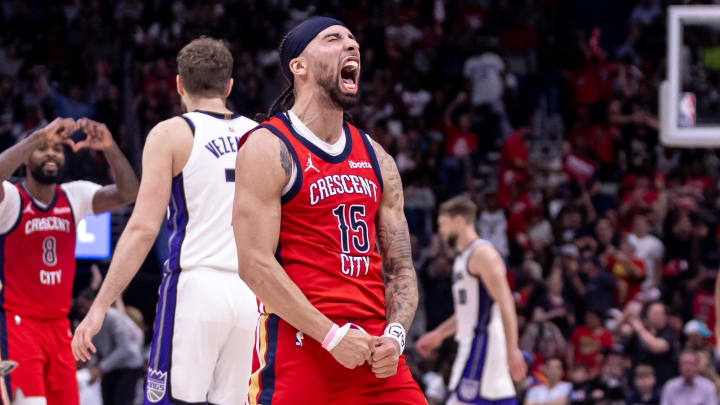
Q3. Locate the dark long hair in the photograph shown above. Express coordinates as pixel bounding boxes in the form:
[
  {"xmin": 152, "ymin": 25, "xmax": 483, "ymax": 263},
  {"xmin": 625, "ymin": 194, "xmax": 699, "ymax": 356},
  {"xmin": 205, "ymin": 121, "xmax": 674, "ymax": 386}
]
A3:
[
  {"xmin": 268, "ymin": 84, "xmax": 295, "ymax": 118},
  {"xmin": 255, "ymin": 34, "xmax": 295, "ymax": 122},
  {"xmin": 257, "ymin": 81, "xmax": 354, "ymax": 125}
]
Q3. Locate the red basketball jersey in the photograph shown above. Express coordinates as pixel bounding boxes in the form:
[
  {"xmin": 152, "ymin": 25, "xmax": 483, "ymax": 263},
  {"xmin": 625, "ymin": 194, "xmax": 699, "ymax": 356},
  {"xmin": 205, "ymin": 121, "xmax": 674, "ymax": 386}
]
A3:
[
  {"xmin": 251, "ymin": 113, "xmax": 386, "ymax": 322},
  {"xmin": 0, "ymin": 184, "xmax": 77, "ymax": 319}
]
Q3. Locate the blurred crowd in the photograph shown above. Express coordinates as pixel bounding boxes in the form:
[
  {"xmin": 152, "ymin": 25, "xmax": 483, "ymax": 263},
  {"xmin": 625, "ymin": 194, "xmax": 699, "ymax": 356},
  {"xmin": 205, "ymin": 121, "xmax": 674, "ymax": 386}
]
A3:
[{"xmin": 3, "ymin": 0, "xmax": 720, "ymax": 404}]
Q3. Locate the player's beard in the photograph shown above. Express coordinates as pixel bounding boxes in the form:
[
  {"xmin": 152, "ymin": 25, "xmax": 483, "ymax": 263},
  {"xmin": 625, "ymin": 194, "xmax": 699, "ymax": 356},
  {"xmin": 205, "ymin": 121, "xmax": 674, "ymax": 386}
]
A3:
[
  {"xmin": 316, "ymin": 63, "xmax": 358, "ymax": 110},
  {"xmin": 29, "ymin": 161, "xmax": 64, "ymax": 185}
]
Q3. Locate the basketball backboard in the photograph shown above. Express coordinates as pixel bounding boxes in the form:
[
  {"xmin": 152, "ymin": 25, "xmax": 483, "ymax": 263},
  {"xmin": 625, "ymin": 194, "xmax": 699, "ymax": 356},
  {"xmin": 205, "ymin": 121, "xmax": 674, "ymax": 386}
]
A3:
[{"xmin": 660, "ymin": 5, "xmax": 720, "ymax": 147}]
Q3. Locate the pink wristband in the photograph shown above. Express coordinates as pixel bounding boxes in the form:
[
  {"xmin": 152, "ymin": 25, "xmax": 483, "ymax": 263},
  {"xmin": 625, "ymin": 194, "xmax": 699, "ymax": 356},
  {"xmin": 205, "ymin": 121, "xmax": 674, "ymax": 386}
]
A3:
[{"xmin": 322, "ymin": 323, "xmax": 339, "ymax": 349}]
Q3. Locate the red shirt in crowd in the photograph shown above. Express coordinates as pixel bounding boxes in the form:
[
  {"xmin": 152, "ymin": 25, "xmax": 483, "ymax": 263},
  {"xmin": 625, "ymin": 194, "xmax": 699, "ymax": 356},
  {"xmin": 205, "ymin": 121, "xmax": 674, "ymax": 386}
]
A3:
[
  {"xmin": 500, "ymin": 131, "xmax": 529, "ymax": 171},
  {"xmin": 570, "ymin": 326, "xmax": 613, "ymax": 374},
  {"xmin": 685, "ymin": 176, "xmax": 714, "ymax": 195},
  {"xmin": 569, "ymin": 124, "xmax": 618, "ymax": 165},
  {"xmin": 498, "ymin": 131, "xmax": 529, "ymax": 206},
  {"xmin": 567, "ymin": 59, "xmax": 614, "ymax": 106},
  {"xmin": 444, "ymin": 126, "xmax": 478, "ymax": 157},
  {"xmin": 506, "ymin": 194, "xmax": 533, "ymax": 239},
  {"xmin": 607, "ymin": 256, "xmax": 646, "ymax": 304}
]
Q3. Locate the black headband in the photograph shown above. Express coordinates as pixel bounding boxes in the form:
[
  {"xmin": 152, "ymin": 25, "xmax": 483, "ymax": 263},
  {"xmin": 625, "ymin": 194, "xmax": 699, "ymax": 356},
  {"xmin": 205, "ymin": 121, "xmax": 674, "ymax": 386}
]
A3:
[{"xmin": 280, "ymin": 16, "xmax": 346, "ymax": 81}]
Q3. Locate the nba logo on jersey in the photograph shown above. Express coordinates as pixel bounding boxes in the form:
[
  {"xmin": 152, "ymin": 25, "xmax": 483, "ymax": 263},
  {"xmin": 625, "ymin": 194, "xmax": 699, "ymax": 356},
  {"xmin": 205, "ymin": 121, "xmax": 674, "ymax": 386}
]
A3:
[
  {"xmin": 458, "ymin": 378, "xmax": 480, "ymax": 401},
  {"xmin": 296, "ymin": 331, "xmax": 304, "ymax": 346},
  {"xmin": 146, "ymin": 368, "xmax": 168, "ymax": 403}
]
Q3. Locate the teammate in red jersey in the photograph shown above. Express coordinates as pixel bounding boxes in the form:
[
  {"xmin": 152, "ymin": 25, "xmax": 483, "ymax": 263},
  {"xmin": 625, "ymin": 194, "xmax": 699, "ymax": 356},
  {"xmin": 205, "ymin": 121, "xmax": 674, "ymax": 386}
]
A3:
[
  {"xmin": 233, "ymin": 17, "xmax": 425, "ymax": 404},
  {"xmin": 0, "ymin": 117, "xmax": 138, "ymax": 405}
]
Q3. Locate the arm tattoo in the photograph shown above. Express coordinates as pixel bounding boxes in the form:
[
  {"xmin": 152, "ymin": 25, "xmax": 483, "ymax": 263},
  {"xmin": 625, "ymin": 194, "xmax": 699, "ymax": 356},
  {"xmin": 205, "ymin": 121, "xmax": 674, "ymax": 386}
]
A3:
[
  {"xmin": 371, "ymin": 139, "xmax": 418, "ymax": 332},
  {"xmin": 279, "ymin": 140, "xmax": 293, "ymax": 177}
]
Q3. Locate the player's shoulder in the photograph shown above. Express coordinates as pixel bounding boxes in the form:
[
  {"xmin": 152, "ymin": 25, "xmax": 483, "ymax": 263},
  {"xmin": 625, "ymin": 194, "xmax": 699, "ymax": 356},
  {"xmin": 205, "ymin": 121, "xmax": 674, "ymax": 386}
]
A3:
[
  {"xmin": 144, "ymin": 116, "xmax": 194, "ymax": 155},
  {"xmin": 362, "ymin": 134, "xmax": 392, "ymax": 167},
  {"xmin": 236, "ymin": 126, "xmax": 293, "ymax": 186},
  {"xmin": 237, "ymin": 125, "xmax": 291, "ymax": 171},
  {"xmin": 2, "ymin": 180, "xmax": 19, "ymax": 193},
  {"xmin": 233, "ymin": 115, "xmax": 259, "ymax": 132},
  {"xmin": 60, "ymin": 180, "xmax": 102, "ymax": 209},
  {"xmin": 60, "ymin": 180, "xmax": 101, "ymax": 192},
  {"xmin": 149, "ymin": 116, "xmax": 193, "ymax": 139},
  {"xmin": 469, "ymin": 241, "xmax": 502, "ymax": 265},
  {"xmin": 0, "ymin": 180, "xmax": 20, "ymax": 205}
]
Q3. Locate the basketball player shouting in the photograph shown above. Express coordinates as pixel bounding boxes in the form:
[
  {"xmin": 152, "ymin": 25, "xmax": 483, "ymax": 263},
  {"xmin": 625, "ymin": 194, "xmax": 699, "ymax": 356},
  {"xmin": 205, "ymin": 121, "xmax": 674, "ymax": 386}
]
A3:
[{"xmin": 233, "ymin": 17, "xmax": 425, "ymax": 404}]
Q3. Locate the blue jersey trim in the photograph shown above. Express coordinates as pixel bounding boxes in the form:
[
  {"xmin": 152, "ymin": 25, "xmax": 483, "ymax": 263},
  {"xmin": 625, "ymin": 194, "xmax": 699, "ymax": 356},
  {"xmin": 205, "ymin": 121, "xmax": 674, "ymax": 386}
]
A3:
[
  {"xmin": 357, "ymin": 129, "xmax": 384, "ymax": 192},
  {"xmin": 166, "ymin": 174, "xmax": 189, "ymax": 272},
  {"xmin": 19, "ymin": 182, "xmax": 58, "ymax": 212},
  {"xmin": 258, "ymin": 314, "xmax": 280, "ymax": 405},
  {"xmin": 194, "ymin": 110, "xmax": 243, "ymax": 120},
  {"xmin": 179, "ymin": 115, "xmax": 195, "ymax": 136},
  {"xmin": 145, "ymin": 268, "xmax": 181, "ymax": 404}
]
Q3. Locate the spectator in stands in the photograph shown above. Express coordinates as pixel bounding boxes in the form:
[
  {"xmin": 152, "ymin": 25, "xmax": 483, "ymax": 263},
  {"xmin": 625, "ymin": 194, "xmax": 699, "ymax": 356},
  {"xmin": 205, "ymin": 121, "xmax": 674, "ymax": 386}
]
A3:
[
  {"xmin": 595, "ymin": 216, "xmax": 620, "ymax": 260},
  {"xmin": 660, "ymin": 350, "xmax": 717, "ymax": 405},
  {"xmin": 418, "ymin": 253, "xmax": 454, "ymax": 331},
  {"xmin": 441, "ymin": 91, "xmax": 478, "ymax": 198},
  {"xmin": 580, "ymin": 258, "xmax": 617, "ymax": 314},
  {"xmin": 498, "ymin": 121, "xmax": 529, "ymax": 207},
  {"xmin": 76, "ymin": 288, "xmax": 144, "ymax": 405},
  {"xmin": 608, "ymin": 234, "xmax": 647, "ymax": 305},
  {"xmin": 401, "ymin": 74, "xmax": 432, "ymax": 118},
  {"xmin": 696, "ymin": 349, "xmax": 720, "ymax": 397},
  {"xmin": 597, "ymin": 347, "xmax": 630, "ymax": 403},
  {"xmin": 567, "ymin": 362, "xmax": 609, "ymax": 404},
  {"xmin": 477, "ymin": 189, "xmax": 509, "ymax": 260},
  {"xmin": 624, "ymin": 302, "xmax": 679, "ymax": 386},
  {"xmin": 525, "ymin": 357, "xmax": 572, "ymax": 405},
  {"xmin": 520, "ymin": 320, "xmax": 567, "ymax": 375},
  {"xmin": 683, "ymin": 320, "xmax": 712, "ymax": 351},
  {"xmin": 567, "ymin": 309, "xmax": 613, "ymax": 376},
  {"xmin": 528, "ymin": 205, "xmax": 555, "ymax": 255},
  {"xmin": 463, "ymin": 41, "xmax": 508, "ymax": 134},
  {"xmin": 533, "ymin": 270, "xmax": 574, "ymax": 338},
  {"xmin": 560, "ymin": 244, "xmax": 587, "ymax": 323},
  {"xmin": 627, "ymin": 364, "xmax": 660, "ymax": 405},
  {"xmin": 628, "ymin": 212, "xmax": 665, "ymax": 290}
]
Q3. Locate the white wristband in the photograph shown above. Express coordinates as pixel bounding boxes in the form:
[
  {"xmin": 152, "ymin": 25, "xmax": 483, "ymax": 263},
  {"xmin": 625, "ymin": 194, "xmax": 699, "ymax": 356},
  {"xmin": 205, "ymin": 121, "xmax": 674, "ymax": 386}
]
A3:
[
  {"xmin": 326, "ymin": 323, "xmax": 351, "ymax": 351},
  {"xmin": 383, "ymin": 323, "xmax": 406, "ymax": 354}
]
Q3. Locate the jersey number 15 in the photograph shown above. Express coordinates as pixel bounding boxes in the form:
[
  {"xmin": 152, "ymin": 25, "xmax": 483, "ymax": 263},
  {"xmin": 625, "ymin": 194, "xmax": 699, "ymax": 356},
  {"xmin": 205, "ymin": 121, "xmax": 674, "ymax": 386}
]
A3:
[{"xmin": 332, "ymin": 204, "xmax": 369, "ymax": 254}]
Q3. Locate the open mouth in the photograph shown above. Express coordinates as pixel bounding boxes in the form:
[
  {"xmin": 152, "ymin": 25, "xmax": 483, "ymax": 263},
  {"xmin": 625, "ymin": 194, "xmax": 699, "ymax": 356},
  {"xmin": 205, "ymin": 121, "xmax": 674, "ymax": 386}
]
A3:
[
  {"xmin": 42, "ymin": 160, "xmax": 58, "ymax": 172},
  {"xmin": 340, "ymin": 58, "xmax": 359, "ymax": 92}
]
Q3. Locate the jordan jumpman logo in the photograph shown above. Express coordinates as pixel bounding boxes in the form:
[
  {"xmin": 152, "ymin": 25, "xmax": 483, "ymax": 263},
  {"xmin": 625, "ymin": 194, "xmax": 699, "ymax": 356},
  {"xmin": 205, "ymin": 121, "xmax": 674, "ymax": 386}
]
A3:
[{"xmin": 305, "ymin": 154, "xmax": 320, "ymax": 173}]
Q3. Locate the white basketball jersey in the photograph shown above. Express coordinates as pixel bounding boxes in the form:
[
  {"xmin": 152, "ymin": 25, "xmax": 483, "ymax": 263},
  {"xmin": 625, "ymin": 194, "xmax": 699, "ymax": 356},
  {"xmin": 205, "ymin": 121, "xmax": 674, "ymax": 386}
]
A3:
[
  {"xmin": 165, "ymin": 111, "xmax": 257, "ymax": 273},
  {"xmin": 450, "ymin": 238, "xmax": 515, "ymax": 399}
]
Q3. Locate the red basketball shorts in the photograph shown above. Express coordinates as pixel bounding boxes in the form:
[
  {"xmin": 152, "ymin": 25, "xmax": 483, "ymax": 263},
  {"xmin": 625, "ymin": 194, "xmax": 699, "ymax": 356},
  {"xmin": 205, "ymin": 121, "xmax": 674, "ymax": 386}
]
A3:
[
  {"xmin": 249, "ymin": 314, "xmax": 427, "ymax": 405},
  {"xmin": 1, "ymin": 311, "xmax": 78, "ymax": 405}
]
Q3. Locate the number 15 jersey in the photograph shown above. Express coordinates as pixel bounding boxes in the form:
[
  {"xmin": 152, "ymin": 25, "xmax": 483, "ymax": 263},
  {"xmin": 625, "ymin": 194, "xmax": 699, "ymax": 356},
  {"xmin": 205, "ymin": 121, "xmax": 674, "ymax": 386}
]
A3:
[{"xmin": 249, "ymin": 112, "xmax": 385, "ymax": 322}]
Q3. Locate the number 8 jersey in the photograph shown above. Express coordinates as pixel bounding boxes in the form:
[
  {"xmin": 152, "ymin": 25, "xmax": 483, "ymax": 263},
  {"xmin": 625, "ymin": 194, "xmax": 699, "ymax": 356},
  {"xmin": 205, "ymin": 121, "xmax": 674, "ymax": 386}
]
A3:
[
  {"xmin": 1, "ymin": 183, "xmax": 77, "ymax": 319},
  {"xmin": 249, "ymin": 112, "xmax": 385, "ymax": 322}
]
